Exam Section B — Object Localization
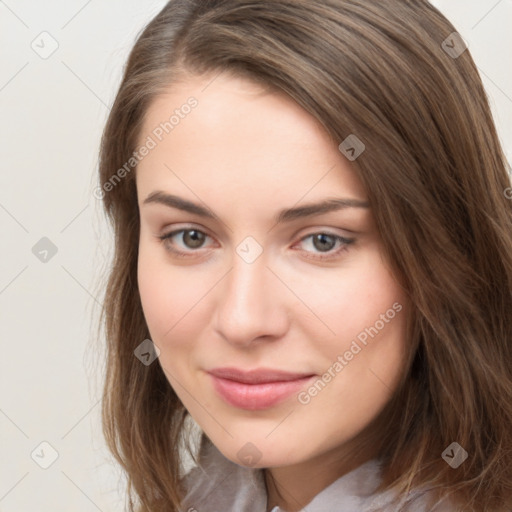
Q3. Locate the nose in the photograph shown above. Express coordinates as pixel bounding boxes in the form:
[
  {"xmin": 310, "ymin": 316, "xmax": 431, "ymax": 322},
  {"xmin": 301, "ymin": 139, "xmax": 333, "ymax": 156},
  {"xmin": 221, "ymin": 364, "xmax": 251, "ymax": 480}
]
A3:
[{"xmin": 213, "ymin": 253, "xmax": 290, "ymax": 348}]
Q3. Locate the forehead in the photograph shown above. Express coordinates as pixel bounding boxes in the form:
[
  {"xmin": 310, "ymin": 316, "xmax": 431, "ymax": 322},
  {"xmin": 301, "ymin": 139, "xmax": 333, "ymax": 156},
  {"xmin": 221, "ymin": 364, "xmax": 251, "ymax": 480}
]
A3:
[{"xmin": 136, "ymin": 72, "xmax": 368, "ymax": 206}]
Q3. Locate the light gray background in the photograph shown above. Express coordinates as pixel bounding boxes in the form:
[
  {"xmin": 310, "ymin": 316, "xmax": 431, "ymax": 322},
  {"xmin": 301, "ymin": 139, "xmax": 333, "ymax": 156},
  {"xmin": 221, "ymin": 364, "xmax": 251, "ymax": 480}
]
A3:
[{"xmin": 0, "ymin": 1, "xmax": 511, "ymax": 511}]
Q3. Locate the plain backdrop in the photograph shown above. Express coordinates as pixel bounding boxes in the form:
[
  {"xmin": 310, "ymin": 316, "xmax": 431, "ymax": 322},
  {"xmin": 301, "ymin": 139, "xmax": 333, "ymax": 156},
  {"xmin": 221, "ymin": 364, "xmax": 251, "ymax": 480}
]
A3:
[{"xmin": 0, "ymin": 1, "xmax": 511, "ymax": 511}]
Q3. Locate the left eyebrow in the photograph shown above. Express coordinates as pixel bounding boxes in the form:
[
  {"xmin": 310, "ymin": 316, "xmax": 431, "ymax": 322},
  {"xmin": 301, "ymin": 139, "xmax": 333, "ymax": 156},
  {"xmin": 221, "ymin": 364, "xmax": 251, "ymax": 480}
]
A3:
[
  {"xmin": 275, "ymin": 197, "xmax": 370, "ymax": 223},
  {"xmin": 142, "ymin": 191, "xmax": 369, "ymax": 224}
]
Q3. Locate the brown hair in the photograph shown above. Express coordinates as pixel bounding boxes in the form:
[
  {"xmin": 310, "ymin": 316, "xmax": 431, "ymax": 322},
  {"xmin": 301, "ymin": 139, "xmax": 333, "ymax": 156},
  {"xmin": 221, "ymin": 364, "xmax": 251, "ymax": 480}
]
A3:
[{"xmin": 98, "ymin": 1, "xmax": 512, "ymax": 510}]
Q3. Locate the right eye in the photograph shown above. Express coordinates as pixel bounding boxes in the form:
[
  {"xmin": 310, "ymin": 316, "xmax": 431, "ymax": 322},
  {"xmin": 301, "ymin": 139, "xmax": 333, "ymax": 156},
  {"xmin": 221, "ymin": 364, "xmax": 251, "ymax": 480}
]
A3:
[{"xmin": 158, "ymin": 227, "xmax": 216, "ymax": 257}]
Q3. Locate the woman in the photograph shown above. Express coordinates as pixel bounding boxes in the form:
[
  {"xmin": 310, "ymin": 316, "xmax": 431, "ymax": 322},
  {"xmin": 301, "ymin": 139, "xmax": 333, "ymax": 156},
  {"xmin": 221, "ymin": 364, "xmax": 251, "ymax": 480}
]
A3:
[{"xmin": 97, "ymin": 1, "xmax": 512, "ymax": 511}]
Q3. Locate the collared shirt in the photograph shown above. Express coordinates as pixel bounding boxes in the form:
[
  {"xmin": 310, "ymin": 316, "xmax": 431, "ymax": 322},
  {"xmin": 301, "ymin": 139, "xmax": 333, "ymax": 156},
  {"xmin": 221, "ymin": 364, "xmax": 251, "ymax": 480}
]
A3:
[{"xmin": 180, "ymin": 436, "xmax": 455, "ymax": 512}]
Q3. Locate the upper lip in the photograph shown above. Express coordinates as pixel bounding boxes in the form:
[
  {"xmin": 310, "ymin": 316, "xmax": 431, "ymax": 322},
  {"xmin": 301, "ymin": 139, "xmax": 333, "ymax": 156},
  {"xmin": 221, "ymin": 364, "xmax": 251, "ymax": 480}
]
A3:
[{"xmin": 208, "ymin": 367, "xmax": 315, "ymax": 384}]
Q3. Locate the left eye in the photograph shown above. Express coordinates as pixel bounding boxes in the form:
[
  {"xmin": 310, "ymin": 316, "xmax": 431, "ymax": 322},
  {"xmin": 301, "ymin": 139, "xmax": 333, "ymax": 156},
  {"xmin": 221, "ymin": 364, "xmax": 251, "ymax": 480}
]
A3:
[{"xmin": 295, "ymin": 232, "xmax": 354, "ymax": 259}]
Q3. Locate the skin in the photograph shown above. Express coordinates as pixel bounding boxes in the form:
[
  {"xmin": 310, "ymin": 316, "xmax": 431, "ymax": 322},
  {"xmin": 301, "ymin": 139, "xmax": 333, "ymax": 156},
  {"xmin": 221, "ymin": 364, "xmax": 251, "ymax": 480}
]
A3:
[{"xmin": 136, "ymin": 71, "xmax": 409, "ymax": 512}]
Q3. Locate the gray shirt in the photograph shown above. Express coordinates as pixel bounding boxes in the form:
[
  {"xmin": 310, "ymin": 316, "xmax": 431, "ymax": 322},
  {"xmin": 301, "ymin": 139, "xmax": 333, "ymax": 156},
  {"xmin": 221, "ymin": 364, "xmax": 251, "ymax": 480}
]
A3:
[{"xmin": 180, "ymin": 437, "xmax": 455, "ymax": 512}]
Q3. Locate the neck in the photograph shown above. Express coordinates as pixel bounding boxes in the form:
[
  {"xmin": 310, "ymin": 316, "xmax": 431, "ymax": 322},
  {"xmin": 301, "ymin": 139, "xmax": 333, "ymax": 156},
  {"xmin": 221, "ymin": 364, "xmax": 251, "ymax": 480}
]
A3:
[
  {"xmin": 262, "ymin": 409, "xmax": 394, "ymax": 512},
  {"xmin": 263, "ymin": 437, "xmax": 377, "ymax": 512}
]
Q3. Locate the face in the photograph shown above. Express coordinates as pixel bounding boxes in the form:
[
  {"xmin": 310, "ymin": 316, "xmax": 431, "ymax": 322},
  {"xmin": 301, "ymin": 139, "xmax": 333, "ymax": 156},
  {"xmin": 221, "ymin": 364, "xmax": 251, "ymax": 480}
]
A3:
[{"xmin": 136, "ymin": 71, "xmax": 409, "ymax": 469}]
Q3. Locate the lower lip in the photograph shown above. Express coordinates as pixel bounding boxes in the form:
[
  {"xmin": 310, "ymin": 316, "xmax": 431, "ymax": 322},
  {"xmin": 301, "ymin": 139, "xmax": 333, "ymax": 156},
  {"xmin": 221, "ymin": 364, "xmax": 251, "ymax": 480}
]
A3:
[{"xmin": 209, "ymin": 374, "xmax": 315, "ymax": 410}]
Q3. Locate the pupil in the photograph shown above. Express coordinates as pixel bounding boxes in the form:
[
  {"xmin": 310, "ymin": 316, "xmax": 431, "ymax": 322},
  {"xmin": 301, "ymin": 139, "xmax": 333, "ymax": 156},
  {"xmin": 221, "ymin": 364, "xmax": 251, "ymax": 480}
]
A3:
[
  {"xmin": 313, "ymin": 234, "xmax": 335, "ymax": 252},
  {"xmin": 184, "ymin": 230, "xmax": 205, "ymax": 248}
]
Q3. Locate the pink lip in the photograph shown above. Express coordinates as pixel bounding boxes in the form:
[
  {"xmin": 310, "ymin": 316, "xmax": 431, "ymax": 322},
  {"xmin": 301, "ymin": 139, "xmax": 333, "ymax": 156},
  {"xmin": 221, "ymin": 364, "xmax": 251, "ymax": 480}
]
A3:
[{"xmin": 208, "ymin": 367, "xmax": 315, "ymax": 410}]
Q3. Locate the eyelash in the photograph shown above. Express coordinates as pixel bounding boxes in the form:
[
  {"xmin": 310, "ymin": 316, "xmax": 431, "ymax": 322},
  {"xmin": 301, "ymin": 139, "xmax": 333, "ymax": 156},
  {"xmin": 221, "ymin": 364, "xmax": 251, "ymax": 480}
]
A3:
[{"xmin": 157, "ymin": 227, "xmax": 355, "ymax": 261}]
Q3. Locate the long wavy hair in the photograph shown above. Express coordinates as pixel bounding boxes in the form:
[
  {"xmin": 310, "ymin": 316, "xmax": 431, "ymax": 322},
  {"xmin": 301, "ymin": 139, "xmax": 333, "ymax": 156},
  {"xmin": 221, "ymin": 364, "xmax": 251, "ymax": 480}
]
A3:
[{"xmin": 97, "ymin": 1, "xmax": 512, "ymax": 510}]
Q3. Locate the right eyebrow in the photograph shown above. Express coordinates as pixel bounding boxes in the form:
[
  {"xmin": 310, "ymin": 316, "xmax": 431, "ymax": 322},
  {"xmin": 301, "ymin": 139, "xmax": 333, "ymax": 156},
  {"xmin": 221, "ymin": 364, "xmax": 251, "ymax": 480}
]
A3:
[{"xmin": 142, "ymin": 191, "xmax": 216, "ymax": 219}]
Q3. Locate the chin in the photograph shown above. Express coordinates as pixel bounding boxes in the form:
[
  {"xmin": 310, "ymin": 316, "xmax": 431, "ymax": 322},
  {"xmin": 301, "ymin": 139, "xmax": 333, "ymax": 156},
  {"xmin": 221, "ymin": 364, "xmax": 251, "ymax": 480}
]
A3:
[{"xmin": 208, "ymin": 431, "xmax": 308, "ymax": 469}]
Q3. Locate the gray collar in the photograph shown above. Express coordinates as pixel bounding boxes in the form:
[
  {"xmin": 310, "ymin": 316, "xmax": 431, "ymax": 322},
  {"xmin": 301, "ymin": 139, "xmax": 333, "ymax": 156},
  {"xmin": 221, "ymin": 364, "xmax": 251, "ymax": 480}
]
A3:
[{"xmin": 180, "ymin": 436, "xmax": 453, "ymax": 512}]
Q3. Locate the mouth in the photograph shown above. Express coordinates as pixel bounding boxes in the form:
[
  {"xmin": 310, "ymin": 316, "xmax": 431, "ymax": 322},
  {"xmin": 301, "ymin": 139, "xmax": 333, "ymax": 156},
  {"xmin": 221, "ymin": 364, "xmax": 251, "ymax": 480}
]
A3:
[{"xmin": 207, "ymin": 367, "xmax": 316, "ymax": 410}]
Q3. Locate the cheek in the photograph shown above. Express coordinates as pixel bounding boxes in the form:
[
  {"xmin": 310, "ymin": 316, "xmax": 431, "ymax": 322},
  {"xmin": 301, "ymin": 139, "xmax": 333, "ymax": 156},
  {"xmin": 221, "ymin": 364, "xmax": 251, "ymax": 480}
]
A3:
[
  {"xmin": 295, "ymin": 265, "xmax": 408, "ymax": 437},
  {"xmin": 137, "ymin": 245, "xmax": 209, "ymax": 347},
  {"xmin": 293, "ymin": 258, "xmax": 404, "ymax": 347}
]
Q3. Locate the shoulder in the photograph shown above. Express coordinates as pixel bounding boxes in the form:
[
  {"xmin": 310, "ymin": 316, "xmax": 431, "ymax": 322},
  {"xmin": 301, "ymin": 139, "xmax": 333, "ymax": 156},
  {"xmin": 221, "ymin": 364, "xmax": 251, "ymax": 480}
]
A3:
[{"xmin": 362, "ymin": 472, "xmax": 458, "ymax": 512}]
